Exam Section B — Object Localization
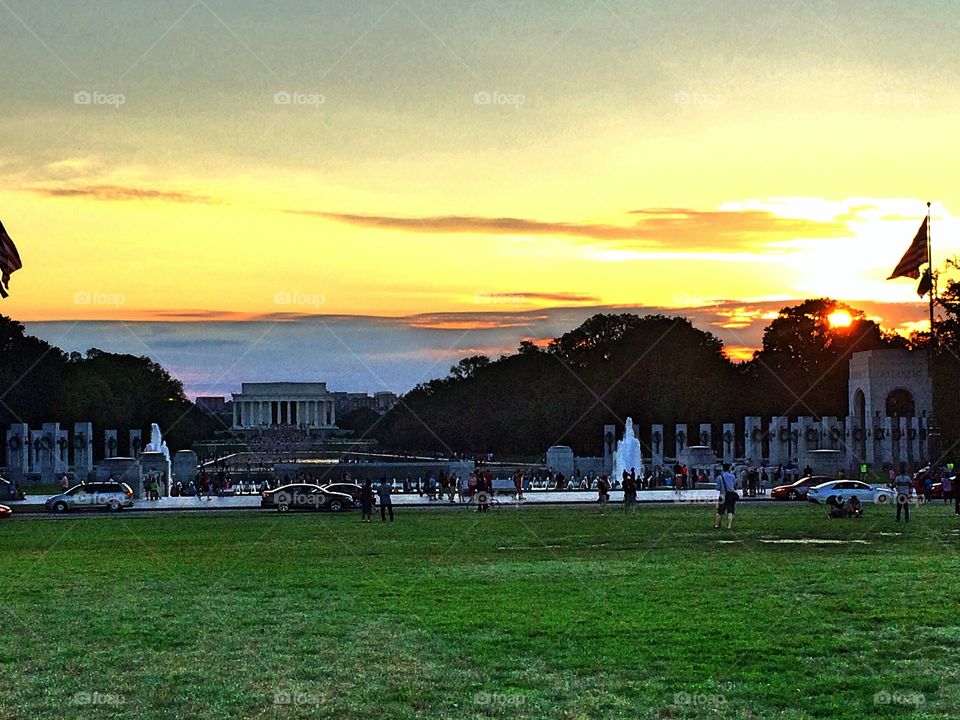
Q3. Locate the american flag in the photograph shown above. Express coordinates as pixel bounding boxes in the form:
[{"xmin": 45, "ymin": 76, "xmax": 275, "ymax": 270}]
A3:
[
  {"xmin": 0, "ymin": 218, "xmax": 23, "ymax": 299},
  {"xmin": 887, "ymin": 217, "xmax": 928, "ymax": 280}
]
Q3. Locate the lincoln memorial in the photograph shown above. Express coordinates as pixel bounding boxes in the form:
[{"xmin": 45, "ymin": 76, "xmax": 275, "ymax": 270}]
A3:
[{"xmin": 231, "ymin": 382, "xmax": 336, "ymax": 429}]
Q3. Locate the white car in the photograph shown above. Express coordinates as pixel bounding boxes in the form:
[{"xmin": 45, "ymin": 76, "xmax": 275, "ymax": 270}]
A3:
[{"xmin": 807, "ymin": 480, "xmax": 895, "ymax": 505}]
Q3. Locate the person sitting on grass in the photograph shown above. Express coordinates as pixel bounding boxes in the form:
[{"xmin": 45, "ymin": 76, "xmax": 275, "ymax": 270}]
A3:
[
  {"xmin": 848, "ymin": 495, "xmax": 863, "ymax": 518},
  {"xmin": 827, "ymin": 495, "xmax": 848, "ymax": 519}
]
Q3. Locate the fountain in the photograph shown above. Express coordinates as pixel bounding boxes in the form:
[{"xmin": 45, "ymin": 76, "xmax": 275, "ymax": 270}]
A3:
[
  {"xmin": 140, "ymin": 423, "xmax": 172, "ymax": 496},
  {"xmin": 612, "ymin": 418, "xmax": 644, "ymax": 483},
  {"xmin": 144, "ymin": 423, "xmax": 170, "ymax": 463}
]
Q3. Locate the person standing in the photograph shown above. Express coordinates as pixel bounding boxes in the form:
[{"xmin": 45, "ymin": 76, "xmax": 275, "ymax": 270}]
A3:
[
  {"xmin": 377, "ymin": 477, "xmax": 394, "ymax": 522},
  {"xmin": 360, "ymin": 479, "xmax": 374, "ymax": 523},
  {"xmin": 894, "ymin": 464, "xmax": 912, "ymax": 523},
  {"xmin": 622, "ymin": 470, "xmax": 637, "ymax": 514},
  {"xmin": 714, "ymin": 463, "xmax": 738, "ymax": 530},
  {"xmin": 513, "ymin": 469, "xmax": 524, "ymax": 501},
  {"xmin": 954, "ymin": 473, "xmax": 960, "ymax": 516}
]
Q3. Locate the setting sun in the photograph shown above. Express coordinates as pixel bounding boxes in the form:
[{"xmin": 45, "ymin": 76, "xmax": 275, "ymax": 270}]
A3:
[{"xmin": 828, "ymin": 310, "xmax": 853, "ymax": 328}]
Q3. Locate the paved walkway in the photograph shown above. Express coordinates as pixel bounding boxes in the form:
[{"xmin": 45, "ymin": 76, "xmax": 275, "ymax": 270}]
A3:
[{"xmin": 11, "ymin": 489, "xmax": 774, "ymax": 513}]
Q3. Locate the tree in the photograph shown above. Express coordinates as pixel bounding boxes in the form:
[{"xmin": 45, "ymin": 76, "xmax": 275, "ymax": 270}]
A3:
[
  {"xmin": 745, "ymin": 299, "xmax": 902, "ymax": 418},
  {"xmin": 449, "ymin": 355, "xmax": 491, "ymax": 380}
]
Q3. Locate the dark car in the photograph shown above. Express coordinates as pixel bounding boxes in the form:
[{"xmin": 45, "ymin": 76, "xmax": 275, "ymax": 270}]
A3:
[
  {"xmin": 322, "ymin": 482, "xmax": 376, "ymax": 507},
  {"xmin": 0, "ymin": 478, "xmax": 26, "ymax": 501},
  {"xmin": 770, "ymin": 475, "xmax": 834, "ymax": 501},
  {"xmin": 260, "ymin": 483, "xmax": 354, "ymax": 513},
  {"xmin": 0, "ymin": 505, "xmax": 11, "ymax": 519}
]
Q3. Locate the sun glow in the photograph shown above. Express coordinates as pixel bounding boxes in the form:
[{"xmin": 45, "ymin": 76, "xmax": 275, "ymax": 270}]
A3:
[{"xmin": 828, "ymin": 310, "xmax": 853, "ymax": 328}]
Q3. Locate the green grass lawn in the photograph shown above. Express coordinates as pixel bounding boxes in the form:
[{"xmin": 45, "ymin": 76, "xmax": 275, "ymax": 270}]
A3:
[{"xmin": 1, "ymin": 502, "xmax": 958, "ymax": 719}]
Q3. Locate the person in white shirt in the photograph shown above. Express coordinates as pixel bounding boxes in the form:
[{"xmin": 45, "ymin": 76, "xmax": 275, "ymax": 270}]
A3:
[{"xmin": 714, "ymin": 463, "xmax": 738, "ymax": 530}]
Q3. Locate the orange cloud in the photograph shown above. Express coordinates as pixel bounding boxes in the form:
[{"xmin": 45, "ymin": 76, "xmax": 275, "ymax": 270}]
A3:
[
  {"xmin": 26, "ymin": 184, "xmax": 217, "ymax": 204},
  {"xmin": 291, "ymin": 207, "xmax": 851, "ymax": 251}
]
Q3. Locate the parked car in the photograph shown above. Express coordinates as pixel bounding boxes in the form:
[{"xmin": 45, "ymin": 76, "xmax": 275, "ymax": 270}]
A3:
[
  {"xmin": 321, "ymin": 482, "xmax": 378, "ymax": 507},
  {"xmin": 261, "ymin": 483, "xmax": 354, "ymax": 513},
  {"xmin": 0, "ymin": 505, "xmax": 11, "ymax": 519},
  {"xmin": 771, "ymin": 475, "xmax": 833, "ymax": 501},
  {"xmin": 807, "ymin": 480, "xmax": 895, "ymax": 506},
  {"xmin": 44, "ymin": 482, "xmax": 134, "ymax": 513},
  {"xmin": 0, "ymin": 478, "xmax": 26, "ymax": 501}
]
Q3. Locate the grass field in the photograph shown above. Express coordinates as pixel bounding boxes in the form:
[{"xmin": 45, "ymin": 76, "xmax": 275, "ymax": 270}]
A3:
[{"xmin": 1, "ymin": 502, "xmax": 958, "ymax": 719}]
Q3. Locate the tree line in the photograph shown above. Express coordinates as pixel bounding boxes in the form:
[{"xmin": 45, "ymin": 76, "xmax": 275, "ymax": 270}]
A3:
[
  {"xmin": 375, "ymin": 296, "xmax": 960, "ymax": 459},
  {"xmin": 0, "ymin": 315, "xmax": 215, "ymax": 458}
]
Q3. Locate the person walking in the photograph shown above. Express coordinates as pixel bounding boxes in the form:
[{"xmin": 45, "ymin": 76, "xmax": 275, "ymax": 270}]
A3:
[
  {"xmin": 377, "ymin": 477, "xmax": 394, "ymax": 522},
  {"xmin": 360, "ymin": 479, "xmax": 374, "ymax": 523},
  {"xmin": 894, "ymin": 464, "xmax": 912, "ymax": 523},
  {"xmin": 597, "ymin": 474, "xmax": 610, "ymax": 515},
  {"xmin": 714, "ymin": 463, "xmax": 738, "ymax": 530}
]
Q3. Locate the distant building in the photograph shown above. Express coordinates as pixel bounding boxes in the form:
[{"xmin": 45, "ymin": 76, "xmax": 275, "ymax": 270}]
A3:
[
  {"xmin": 333, "ymin": 391, "xmax": 399, "ymax": 417},
  {"xmin": 374, "ymin": 391, "xmax": 399, "ymax": 413},
  {"xmin": 232, "ymin": 382, "xmax": 336, "ymax": 429},
  {"xmin": 195, "ymin": 396, "xmax": 227, "ymax": 415}
]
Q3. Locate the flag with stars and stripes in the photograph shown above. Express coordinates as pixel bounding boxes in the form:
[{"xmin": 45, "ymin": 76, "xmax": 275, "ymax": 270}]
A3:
[{"xmin": 0, "ymin": 218, "xmax": 22, "ymax": 299}]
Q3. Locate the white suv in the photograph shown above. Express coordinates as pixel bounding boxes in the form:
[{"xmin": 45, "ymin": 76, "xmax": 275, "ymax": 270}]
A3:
[{"xmin": 45, "ymin": 482, "xmax": 135, "ymax": 513}]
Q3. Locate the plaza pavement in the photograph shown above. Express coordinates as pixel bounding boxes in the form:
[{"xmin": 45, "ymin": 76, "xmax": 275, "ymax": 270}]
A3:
[{"xmin": 8, "ymin": 488, "xmax": 774, "ymax": 514}]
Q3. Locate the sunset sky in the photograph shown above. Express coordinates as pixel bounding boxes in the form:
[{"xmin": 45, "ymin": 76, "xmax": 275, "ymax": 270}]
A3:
[{"xmin": 2, "ymin": 0, "xmax": 957, "ymax": 394}]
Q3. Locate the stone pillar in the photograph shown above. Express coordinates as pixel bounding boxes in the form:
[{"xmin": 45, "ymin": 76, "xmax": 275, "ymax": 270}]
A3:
[
  {"xmin": 29, "ymin": 430, "xmax": 42, "ymax": 472},
  {"xmin": 821, "ymin": 417, "xmax": 838, "ymax": 450},
  {"xmin": 917, "ymin": 417, "xmax": 928, "ymax": 465},
  {"xmin": 5, "ymin": 423, "xmax": 29, "ymax": 482},
  {"xmin": 650, "ymin": 424, "xmax": 665, "ymax": 471},
  {"xmin": 892, "ymin": 417, "xmax": 906, "ymax": 469},
  {"xmin": 744, "ymin": 416, "xmax": 762, "ymax": 465},
  {"xmin": 903, "ymin": 417, "xmax": 916, "ymax": 467},
  {"xmin": 129, "ymin": 429, "xmax": 142, "ymax": 459},
  {"xmin": 56, "ymin": 429, "xmax": 70, "ymax": 474},
  {"xmin": 105, "ymin": 429, "xmax": 118, "ymax": 459},
  {"xmin": 40, "ymin": 422, "xmax": 60, "ymax": 485},
  {"xmin": 721, "ymin": 423, "xmax": 736, "ymax": 465},
  {"xmin": 74, "ymin": 422, "xmax": 94, "ymax": 482},
  {"xmin": 674, "ymin": 424, "xmax": 687, "ymax": 459},
  {"xmin": 602, "ymin": 424, "xmax": 616, "ymax": 475},
  {"xmin": 232, "ymin": 402, "xmax": 239, "ymax": 429},
  {"xmin": 799, "ymin": 417, "xmax": 818, "ymax": 454},
  {"xmin": 768, "ymin": 417, "xmax": 784, "ymax": 466},
  {"xmin": 843, "ymin": 415, "xmax": 859, "ymax": 471},
  {"xmin": 879, "ymin": 417, "xmax": 894, "ymax": 468},
  {"xmin": 789, "ymin": 421, "xmax": 801, "ymax": 464},
  {"xmin": 546, "ymin": 445, "xmax": 575, "ymax": 479},
  {"xmin": 698, "ymin": 423, "xmax": 712, "ymax": 448}
]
